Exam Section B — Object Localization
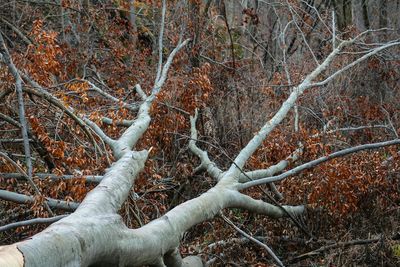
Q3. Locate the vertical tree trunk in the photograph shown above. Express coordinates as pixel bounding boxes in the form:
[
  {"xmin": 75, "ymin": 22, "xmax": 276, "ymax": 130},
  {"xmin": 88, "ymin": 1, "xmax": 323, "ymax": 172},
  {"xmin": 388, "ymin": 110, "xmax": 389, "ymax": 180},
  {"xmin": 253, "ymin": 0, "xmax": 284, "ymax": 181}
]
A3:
[
  {"xmin": 189, "ymin": 0, "xmax": 201, "ymax": 68},
  {"xmin": 343, "ymin": 0, "xmax": 352, "ymax": 27},
  {"xmin": 361, "ymin": 0, "xmax": 370, "ymax": 29},
  {"xmin": 332, "ymin": 0, "xmax": 344, "ymax": 30},
  {"xmin": 129, "ymin": 0, "xmax": 138, "ymax": 49},
  {"xmin": 379, "ymin": 0, "xmax": 388, "ymax": 28},
  {"xmin": 332, "ymin": 0, "xmax": 352, "ymax": 31},
  {"xmin": 352, "ymin": 0, "xmax": 365, "ymax": 31}
]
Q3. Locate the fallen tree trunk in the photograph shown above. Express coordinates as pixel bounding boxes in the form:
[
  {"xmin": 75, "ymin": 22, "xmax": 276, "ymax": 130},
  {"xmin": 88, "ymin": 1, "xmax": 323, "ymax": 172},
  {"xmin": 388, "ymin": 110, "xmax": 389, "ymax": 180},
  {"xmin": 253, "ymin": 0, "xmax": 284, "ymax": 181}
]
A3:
[{"xmin": 1, "ymin": 152, "xmax": 302, "ymax": 266}]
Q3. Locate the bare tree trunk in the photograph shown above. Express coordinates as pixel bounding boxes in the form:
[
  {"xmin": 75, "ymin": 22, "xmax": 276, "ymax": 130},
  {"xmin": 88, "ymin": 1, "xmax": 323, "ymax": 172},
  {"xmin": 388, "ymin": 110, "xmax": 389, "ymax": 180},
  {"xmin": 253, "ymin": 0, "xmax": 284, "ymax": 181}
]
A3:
[
  {"xmin": 332, "ymin": 0, "xmax": 352, "ymax": 31},
  {"xmin": 130, "ymin": 0, "xmax": 138, "ymax": 48},
  {"xmin": 361, "ymin": 0, "xmax": 370, "ymax": 29},
  {"xmin": 379, "ymin": 0, "xmax": 388, "ymax": 28},
  {"xmin": 352, "ymin": 0, "xmax": 367, "ymax": 31}
]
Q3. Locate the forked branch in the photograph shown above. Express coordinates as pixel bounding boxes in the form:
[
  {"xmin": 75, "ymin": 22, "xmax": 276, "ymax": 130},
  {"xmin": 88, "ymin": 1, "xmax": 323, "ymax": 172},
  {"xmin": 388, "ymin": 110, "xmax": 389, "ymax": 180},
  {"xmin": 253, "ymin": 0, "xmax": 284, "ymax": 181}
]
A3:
[{"xmin": 225, "ymin": 36, "xmax": 399, "ymax": 179}]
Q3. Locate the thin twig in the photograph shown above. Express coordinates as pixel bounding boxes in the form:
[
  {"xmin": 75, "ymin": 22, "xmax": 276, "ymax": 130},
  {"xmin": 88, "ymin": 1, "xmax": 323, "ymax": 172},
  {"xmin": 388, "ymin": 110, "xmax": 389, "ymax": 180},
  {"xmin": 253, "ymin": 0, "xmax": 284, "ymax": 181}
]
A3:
[
  {"xmin": 220, "ymin": 212, "xmax": 285, "ymax": 267},
  {"xmin": 290, "ymin": 237, "xmax": 382, "ymax": 263},
  {"xmin": 0, "ymin": 215, "xmax": 67, "ymax": 233},
  {"xmin": 1, "ymin": 172, "xmax": 103, "ymax": 183}
]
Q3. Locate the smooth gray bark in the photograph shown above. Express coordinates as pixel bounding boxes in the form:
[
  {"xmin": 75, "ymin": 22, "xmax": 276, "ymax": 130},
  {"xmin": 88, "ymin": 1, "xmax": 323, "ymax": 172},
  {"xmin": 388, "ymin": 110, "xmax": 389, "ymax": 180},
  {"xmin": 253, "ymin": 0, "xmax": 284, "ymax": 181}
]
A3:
[{"xmin": 0, "ymin": 14, "xmax": 399, "ymax": 267}]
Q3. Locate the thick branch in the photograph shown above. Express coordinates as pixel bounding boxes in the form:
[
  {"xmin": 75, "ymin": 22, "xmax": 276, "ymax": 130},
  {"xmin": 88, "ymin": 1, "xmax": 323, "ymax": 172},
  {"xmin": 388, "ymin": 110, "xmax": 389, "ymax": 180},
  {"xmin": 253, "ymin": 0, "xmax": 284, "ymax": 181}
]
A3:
[
  {"xmin": 74, "ymin": 150, "xmax": 148, "ymax": 215},
  {"xmin": 83, "ymin": 117, "xmax": 116, "ymax": 147},
  {"xmin": 239, "ymin": 146, "xmax": 302, "ymax": 182},
  {"xmin": 228, "ymin": 191, "xmax": 304, "ymax": 218},
  {"xmin": 90, "ymin": 37, "xmax": 190, "ymax": 159},
  {"xmin": 133, "ymin": 84, "xmax": 147, "ymax": 100},
  {"xmin": 189, "ymin": 109, "xmax": 224, "ymax": 180},
  {"xmin": 101, "ymin": 117, "xmax": 134, "ymax": 127},
  {"xmin": 111, "ymin": 101, "xmax": 152, "ymax": 158},
  {"xmin": 225, "ymin": 41, "xmax": 347, "ymax": 178},
  {"xmin": 153, "ymin": 38, "xmax": 191, "ymax": 94},
  {"xmin": 226, "ymin": 39, "xmax": 400, "ymax": 179}
]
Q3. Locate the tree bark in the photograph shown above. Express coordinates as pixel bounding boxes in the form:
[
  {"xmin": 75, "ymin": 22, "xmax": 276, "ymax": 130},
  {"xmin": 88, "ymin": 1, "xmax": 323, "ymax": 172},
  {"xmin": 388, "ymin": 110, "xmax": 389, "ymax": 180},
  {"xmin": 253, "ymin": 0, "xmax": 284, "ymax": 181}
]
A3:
[{"xmin": 0, "ymin": 7, "xmax": 399, "ymax": 266}]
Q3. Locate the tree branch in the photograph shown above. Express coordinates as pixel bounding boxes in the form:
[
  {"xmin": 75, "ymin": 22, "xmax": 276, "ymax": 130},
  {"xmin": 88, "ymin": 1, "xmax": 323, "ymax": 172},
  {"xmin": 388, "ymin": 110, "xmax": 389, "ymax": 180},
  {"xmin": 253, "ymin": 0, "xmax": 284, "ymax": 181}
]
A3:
[
  {"xmin": 1, "ymin": 173, "xmax": 103, "ymax": 183},
  {"xmin": 228, "ymin": 191, "xmax": 304, "ymax": 218},
  {"xmin": 239, "ymin": 146, "xmax": 303, "ymax": 182},
  {"xmin": 88, "ymin": 38, "xmax": 190, "ymax": 159},
  {"xmin": 0, "ymin": 215, "xmax": 67, "ymax": 233},
  {"xmin": 0, "ymin": 190, "xmax": 79, "ymax": 211},
  {"xmin": 0, "ymin": 112, "xmax": 20, "ymax": 127},
  {"xmin": 101, "ymin": 117, "xmax": 134, "ymax": 127},
  {"xmin": 153, "ymin": 38, "xmax": 191, "ymax": 94},
  {"xmin": 84, "ymin": 80, "xmax": 138, "ymax": 111},
  {"xmin": 0, "ymin": 33, "xmax": 33, "ymax": 180},
  {"xmin": 311, "ymin": 41, "xmax": 400, "ymax": 87},
  {"xmin": 225, "ymin": 38, "xmax": 400, "ymax": 179},
  {"xmin": 240, "ymin": 139, "xmax": 400, "ymax": 189},
  {"xmin": 83, "ymin": 117, "xmax": 116, "ymax": 148},
  {"xmin": 290, "ymin": 236, "xmax": 382, "ymax": 263},
  {"xmin": 21, "ymin": 77, "xmax": 101, "ymax": 154},
  {"xmin": 0, "ymin": 17, "xmax": 32, "ymax": 45},
  {"xmin": 221, "ymin": 212, "xmax": 285, "ymax": 267},
  {"xmin": 0, "ymin": 148, "xmax": 54, "ymax": 216},
  {"xmin": 189, "ymin": 109, "xmax": 224, "ymax": 180}
]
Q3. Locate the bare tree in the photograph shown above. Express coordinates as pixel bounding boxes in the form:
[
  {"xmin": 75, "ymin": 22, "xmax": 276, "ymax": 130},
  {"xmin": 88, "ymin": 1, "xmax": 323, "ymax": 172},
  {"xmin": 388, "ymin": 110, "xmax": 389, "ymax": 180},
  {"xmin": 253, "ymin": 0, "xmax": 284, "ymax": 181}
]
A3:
[{"xmin": 0, "ymin": 2, "xmax": 399, "ymax": 267}]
